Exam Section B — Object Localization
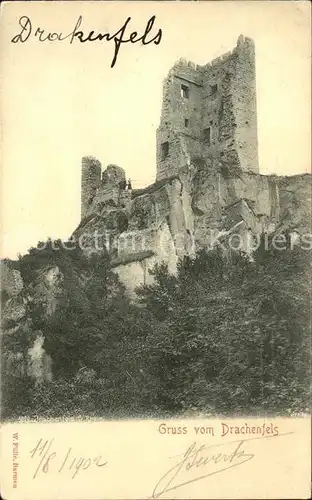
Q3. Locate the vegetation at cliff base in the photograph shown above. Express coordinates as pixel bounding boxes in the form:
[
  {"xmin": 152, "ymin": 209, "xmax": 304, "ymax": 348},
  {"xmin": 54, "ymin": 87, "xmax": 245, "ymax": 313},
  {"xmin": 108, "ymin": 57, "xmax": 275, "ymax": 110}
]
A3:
[{"xmin": 1, "ymin": 236, "xmax": 310, "ymax": 419}]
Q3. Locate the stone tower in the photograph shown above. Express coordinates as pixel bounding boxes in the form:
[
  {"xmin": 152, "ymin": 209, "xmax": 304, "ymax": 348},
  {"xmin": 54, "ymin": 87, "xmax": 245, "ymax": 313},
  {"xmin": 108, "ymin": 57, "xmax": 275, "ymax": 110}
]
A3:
[
  {"xmin": 81, "ymin": 156, "xmax": 102, "ymax": 219},
  {"xmin": 156, "ymin": 35, "xmax": 259, "ymax": 181}
]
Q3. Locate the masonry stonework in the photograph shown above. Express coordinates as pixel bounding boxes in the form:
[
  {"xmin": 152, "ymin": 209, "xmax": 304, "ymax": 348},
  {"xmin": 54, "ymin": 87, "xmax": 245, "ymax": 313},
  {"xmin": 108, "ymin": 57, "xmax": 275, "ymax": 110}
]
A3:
[
  {"xmin": 3, "ymin": 35, "xmax": 309, "ymax": 387},
  {"xmin": 156, "ymin": 35, "xmax": 259, "ymax": 181},
  {"xmin": 76, "ymin": 35, "xmax": 310, "ymax": 294},
  {"xmin": 81, "ymin": 156, "xmax": 102, "ymax": 219}
]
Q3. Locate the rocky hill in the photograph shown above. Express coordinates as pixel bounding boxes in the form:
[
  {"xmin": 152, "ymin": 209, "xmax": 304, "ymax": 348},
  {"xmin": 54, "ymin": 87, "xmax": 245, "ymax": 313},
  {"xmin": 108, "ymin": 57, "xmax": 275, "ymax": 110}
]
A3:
[{"xmin": 74, "ymin": 157, "xmax": 311, "ymax": 295}]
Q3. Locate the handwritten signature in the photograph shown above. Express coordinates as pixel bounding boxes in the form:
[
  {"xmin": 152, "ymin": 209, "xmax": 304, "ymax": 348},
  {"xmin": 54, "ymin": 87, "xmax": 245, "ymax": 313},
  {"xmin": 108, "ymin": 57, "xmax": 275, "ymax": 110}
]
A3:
[
  {"xmin": 11, "ymin": 15, "xmax": 162, "ymax": 68},
  {"xmin": 152, "ymin": 432, "xmax": 293, "ymax": 498},
  {"xmin": 30, "ymin": 438, "xmax": 108, "ymax": 479}
]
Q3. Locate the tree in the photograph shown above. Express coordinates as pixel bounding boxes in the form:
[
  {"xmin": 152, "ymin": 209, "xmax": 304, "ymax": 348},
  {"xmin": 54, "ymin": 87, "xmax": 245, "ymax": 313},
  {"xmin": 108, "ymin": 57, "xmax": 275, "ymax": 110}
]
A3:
[{"xmin": 137, "ymin": 242, "xmax": 311, "ymax": 415}]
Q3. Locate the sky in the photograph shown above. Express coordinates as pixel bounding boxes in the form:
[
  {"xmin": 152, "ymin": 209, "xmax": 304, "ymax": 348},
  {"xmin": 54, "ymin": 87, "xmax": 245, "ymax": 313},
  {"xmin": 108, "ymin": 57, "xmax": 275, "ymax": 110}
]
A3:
[{"xmin": 0, "ymin": 1, "xmax": 311, "ymax": 258}]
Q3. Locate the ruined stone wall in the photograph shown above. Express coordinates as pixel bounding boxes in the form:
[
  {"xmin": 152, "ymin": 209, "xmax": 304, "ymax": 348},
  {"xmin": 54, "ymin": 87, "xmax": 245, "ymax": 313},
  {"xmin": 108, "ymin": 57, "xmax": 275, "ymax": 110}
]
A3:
[
  {"xmin": 81, "ymin": 156, "xmax": 102, "ymax": 219},
  {"xmin": 231, "ymin": 36, "xmax": 259, "ymax": 172},
  {"xmin": 200, "ymin": 36, "xmax": 258, "ymax": 172},
  {"xmin": 156, "ymin": 35, "xmax": 259, "ymax": 181},
  {"xmin": 82, "ymin": 163, "xmax": 128, "ymax": 219},
  {"xmin": 75, "ymin": 151, "xmax": 310, "ymax": 295},
  {"xmin": 156, "ymin": 60, "xmax": 203, "ymax": 180},
  {"xmin": 201, "ymin": 49, "xmax": 236, "ymax": 163}
]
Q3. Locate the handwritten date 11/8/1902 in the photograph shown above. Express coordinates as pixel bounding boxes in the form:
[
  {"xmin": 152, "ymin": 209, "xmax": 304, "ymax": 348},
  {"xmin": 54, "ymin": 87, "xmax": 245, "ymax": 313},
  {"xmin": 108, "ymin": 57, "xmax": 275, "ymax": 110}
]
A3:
[
  {"xmin": 11, "ymin": 15, "xmax": 162, "ymax": 68},
  {"xmin": 30, "ymin": 438, "xmax": 108, "ymax": 479}
]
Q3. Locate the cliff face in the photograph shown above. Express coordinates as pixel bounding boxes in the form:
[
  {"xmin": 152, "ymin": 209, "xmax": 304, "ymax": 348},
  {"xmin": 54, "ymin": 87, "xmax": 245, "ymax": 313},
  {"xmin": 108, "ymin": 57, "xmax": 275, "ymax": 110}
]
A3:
[
  {"xmin": 76, "ymin": 37, "xmax": 310, "ymax": 295},
  {"xmin": 3, "ymin": 164, "xmax": 309, "ymax": 319},
  {"xmin": 75, "ymin": 161, "xmax": 311, "ymax": 295},
  {"xmin": 1, "ymin": 262, "xmax": 57, "ymax": 383},
  {"xmin": 276, "ymin": 174, "xmax": 311, "ymax": 233},
  {"xmin": 2, "ymin": 164, "xmax": 310, "ymax": 386}
]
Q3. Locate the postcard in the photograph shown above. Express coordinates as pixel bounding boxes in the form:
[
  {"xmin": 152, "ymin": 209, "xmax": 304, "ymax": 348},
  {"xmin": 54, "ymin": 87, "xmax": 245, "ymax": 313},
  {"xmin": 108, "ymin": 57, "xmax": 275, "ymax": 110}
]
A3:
[{"xmin": 0, "ymin": 1, "xmax": 311, "ymax": 499}]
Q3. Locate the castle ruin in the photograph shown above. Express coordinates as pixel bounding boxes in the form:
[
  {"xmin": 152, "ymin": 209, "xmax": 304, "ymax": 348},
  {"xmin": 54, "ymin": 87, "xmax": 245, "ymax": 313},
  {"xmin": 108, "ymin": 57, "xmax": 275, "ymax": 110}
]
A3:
[
  {"xmin": 77, "ymin": 35, "xmax": 311, "ymax": 294},
  {"xmin": 3, "ymin": 35, "xmax": 310, "ymax": 386},
  {"xmin": 156, "ymin": 34, "xmax": 259, "ymax": 180}
]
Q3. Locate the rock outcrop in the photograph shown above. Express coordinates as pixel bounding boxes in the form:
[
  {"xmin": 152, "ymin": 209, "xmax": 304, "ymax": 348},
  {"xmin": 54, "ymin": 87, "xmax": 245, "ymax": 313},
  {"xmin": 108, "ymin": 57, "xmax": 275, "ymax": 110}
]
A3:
[
  {"xmin": 1, "ymin": 262, "xmax": 56, "ymax": 383},
  {"xmin": 74, "ymin": 160, "xmax": 311, "ymax": 295},
  {"xmin": 75, "ymin": 38, "xmax": 310, "ymax": 294}
]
